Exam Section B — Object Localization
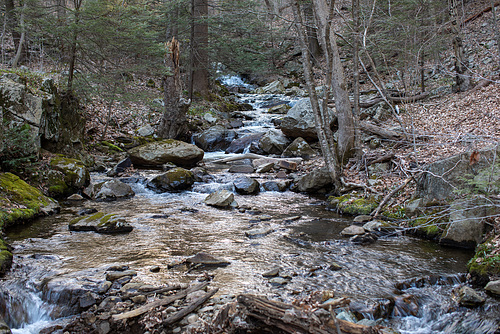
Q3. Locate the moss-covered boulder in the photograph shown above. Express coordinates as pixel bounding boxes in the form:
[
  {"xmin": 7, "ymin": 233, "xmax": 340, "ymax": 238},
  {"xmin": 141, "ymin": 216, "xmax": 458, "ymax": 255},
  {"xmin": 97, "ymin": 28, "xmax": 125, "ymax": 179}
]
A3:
[
  {"xmin": 128, "ymin": 139, "xmax": 204, "ymax": 168},
  {"xmin": 328, "ymin": 194, "xmax": 379, "ymax": 216},
  {"xmin": 467, "ymin": 236, "xmax": 500, "ymax": 285},
  {"xmin": 48, "ymin": 156, "xmax": 90, "ymax": 197},
  {"xmin": 69, "ymin": 212, "xmax": 133, "ymax": 234},
  {"xmin": 146, "ymin": 168, "xmax": 194, "ymax": 193},
  {"xmin": 0, "ymin": 172, "xmax": 60, "ymax": 228}
]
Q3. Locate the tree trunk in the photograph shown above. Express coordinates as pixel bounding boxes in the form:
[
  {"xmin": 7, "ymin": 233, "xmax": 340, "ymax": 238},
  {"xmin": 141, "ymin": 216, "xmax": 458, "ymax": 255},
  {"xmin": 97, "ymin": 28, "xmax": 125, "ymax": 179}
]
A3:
[
  {"xmin": 352, "ymin": 0, "xmax": 362, "ymax": 156},
  {"xmin": 291, "ymin": 0, "xmax": 341, "ymax": 191},
  {"xmin": 190, "ymin": 0, "xmax": 209, "ymax": 99},
  {"xmin": 490, "ymin": 0, "xmax": 500, "ymax": 68},
  {"xmin": 302, "ymin": 2, "xmax": 321, "ymax": 63},
  {"xmin": 5, "ymin": 0, "xmax": 23, "ymax": 63},
  {"xmin": 313, "ymin": 0, "xmax": 355, "ymax": 162},
  {"xmin": 449, "ymin": 0, "xmax": 471, "ymax": 92},
  {"xmin": 11, "ymin": 2, "xmax": 26, "ymax": 68},
  {"xmin": 67, "ymin": 0, "xmax": 82, "ymax": 91},
  {"xmin": 158, "ymin": 37, "xmax": 190, "ymax": 140}
]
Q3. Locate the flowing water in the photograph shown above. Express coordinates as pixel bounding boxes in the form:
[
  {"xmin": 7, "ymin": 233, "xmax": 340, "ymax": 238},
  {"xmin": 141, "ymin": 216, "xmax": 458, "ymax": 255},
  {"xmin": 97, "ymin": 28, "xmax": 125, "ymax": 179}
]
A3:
[{"xmin": 1, "ymin": 89, "xmax": 499, "ymax": 333}]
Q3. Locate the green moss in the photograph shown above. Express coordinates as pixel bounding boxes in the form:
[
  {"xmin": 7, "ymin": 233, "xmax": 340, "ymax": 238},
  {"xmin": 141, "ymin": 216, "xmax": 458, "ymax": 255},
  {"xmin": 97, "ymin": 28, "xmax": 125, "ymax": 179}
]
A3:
[
  {"xmin": 382, "ymin": 205, "xmax": 407, "ymax": 219},
  {"xmin": 409, "ymin": 213, "xmax": 447, "ymax": 240},
  {"xmin": 97, "ymin": 213, "xmax": 115, "ymax": 226},
  {"xmin": 0, "ymin": 172, "xmax": 56, "ymax": 227},
  {"xmin": 329, "ymin": 194, "xmax": 379, "ymax": 216},
  {"xmin": 100, "ymin": 141, "xmax": 124, "ymax": 152},
  {"xmin": 0, "ymin": 249, "xmax": 13, "ymax": 275},
  {"xmin": 467, "ymin": 238, "xmax": 500, "ymax": 278},
  {"xmin": 69, "ymin": 212, "xmax": 105, "ymax": 226}
]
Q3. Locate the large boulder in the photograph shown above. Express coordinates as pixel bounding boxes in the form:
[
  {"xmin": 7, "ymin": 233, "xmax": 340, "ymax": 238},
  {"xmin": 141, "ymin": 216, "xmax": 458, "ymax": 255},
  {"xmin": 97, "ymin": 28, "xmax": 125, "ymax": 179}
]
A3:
[
  {"xmin": 416, "ymin": 145, "xmax": 500, "ymax": 202},
  {"xmin": 146, "ymin": 168, "xmax": 195, "ymax": 192},
  {"xmin": 281, "ymin": 98, "xmax": 337, "ymax": 141},
  {"xmin": 128, "ymin": 139, "xmax": 204, "ymax": 168},
  {"xmin": 69, "ymin": 212, "xmax": 133, "ymax": 233},
  {"xmin": 48, "ymin": 156, "xmax": 90, "ymax": 198},
  {"xmin": 293, "ymin": 166, "xmax": 333, "ymax": 193},
  {"xmin": 225, "ymin": 133, "xmax": 264, "ymax": 154},
  {"xmin": 253, "ymin": 80, "xmax": 285, "ymax": 94},
  {"xmin": 193, "ymin": 125, "xmax": 236, "ymax": 151},
  {"xmin": 0, "ymin": 172, "xmax": 60, "ymax": 227},
  {"xmin": 259, "ymin": 130, "xmax": 291, "ymax": 155}
]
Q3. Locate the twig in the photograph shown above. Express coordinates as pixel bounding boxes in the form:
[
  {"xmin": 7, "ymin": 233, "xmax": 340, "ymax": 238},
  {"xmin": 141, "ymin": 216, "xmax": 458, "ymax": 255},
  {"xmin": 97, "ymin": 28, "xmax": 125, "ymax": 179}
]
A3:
[{"xmin": 371, "ymin": 173, "xmax": 421, "ymax": 218}]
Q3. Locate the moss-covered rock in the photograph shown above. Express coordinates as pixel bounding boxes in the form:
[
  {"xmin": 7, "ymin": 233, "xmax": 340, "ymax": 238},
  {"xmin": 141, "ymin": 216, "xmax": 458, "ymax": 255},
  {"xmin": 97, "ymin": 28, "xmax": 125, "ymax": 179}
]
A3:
[
  {"xmin": 146, "ymin": 167, "xmax": 194, "ymax": 192},
  {"xmin": 409, "ymin": 215, "xmax": 448, "ymax": 240},
  {"xmin": 48, "ymin": 155, "xmax": 90, "ymax": 197},
  {"xmin": 328, "ymin": 194, "xmax": 379, "ymax": 216},
  {"xmin": 0, "ymin": 172, "xmax": 60, "ymax": 228},
  {"xmin": 467, "ymin": 236, "xmax": 500, "ymax": 284},
  {"xmin": 0, "ymin": 238, "xmax": 12, "ymax": 276},
  {"xmin": 69, "ymin": 212, "xmax": 133, "ymax": 234}
]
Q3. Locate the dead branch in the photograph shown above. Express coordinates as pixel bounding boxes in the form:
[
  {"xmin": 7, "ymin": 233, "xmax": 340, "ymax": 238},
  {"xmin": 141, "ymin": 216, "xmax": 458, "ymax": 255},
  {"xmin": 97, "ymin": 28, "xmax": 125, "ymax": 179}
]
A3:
[
  {"xmin": 163, "ymin": 288, "xmax": 219, "ymax": 326},
  {"xmin": 358, "ymin": 92, "xmax": 429, "ymax": 108},
  {"xmin": 359, "ymin": 121, "xmax": 403, "ymax": 141},
  {"xmin": 112, "ymin": 282, "xmax": 209, "ymax": 321},
  {"xmin": 463, "ymin": 1, "xmax": 500, "ymax": 26}
]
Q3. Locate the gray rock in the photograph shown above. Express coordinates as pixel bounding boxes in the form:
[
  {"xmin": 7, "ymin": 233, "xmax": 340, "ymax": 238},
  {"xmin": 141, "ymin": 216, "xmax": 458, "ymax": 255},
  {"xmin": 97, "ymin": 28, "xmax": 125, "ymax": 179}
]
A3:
[
  {"xmin": 262, "ymin": 180, "xmax": 290, "ymax": 192},
  {"xmin": 105, "ymin": 270, "xmax": 137, "ymax": 281},
  {"xmin": 95, "ymin": 179, "xmax": 135, "ymax": 201},
  {"xmin": 136, "ymin": 124, "xmax": 155, "ymax": 137},
  {"xmin": 259, "ymin": 129, "xmax": 291, "ymax": 155},
  {"xmin": 185, "ymin": 252, "xmax": 230, "ymax": 267},
  {"xmin": 269, "ymin": 277, "xmax": 289, "ymax": 285},
  {"xmin": 147, "ymin": 167, "xmax": 195, "ymax": 192},
  {"xmin": 193, "ymin": 125, "xmax": 236, "ymax": 151},
  {"xmin": 129, "ymin": 139, "xmax": 204, "ymax": 168},
  {"xmin": 485, "ymin": 280, "xmax": 500, "ymax": 296},
  {"xmin": 228, "ymin": 164, "xmax": 255, "ymax": 173},
  {"xmin": 233, "ymin": 176, "xmax": 260, "ymax": 195},
  {"xmin": 255, "ymin": 162, "xmax": 275, "ymax": 173},
  {"xmin": 282, "ymin": 137, "xmax": 316, "ymax": 159},
  {"xmin": 204, "ymin": 190, "xmax": 235, "ymax": 208},
  {"xmin": 245, "ymin": 225, "xmax": 274, "ymax": 238},
  {"xmin": 225, "ymin": 133, "xmax": 264, "ymax": 154},
  {"xmin": 262, "ymin": 267, "xmax": 280, "ymax": 277},
  {"xmin": 294, "ymin": 166, "xmax": 333, "ymax": 193},
  {"xmin": 455, "ymin": 286, "xmax": 486, "ymax": 307},
  {"xmin": 0, "ymin": 318, "xmax": 11, "ymax": 334},
  {"xmin": 253, "ymin": 80, "xmax": 285, "ymax": 94},
  {"xmin": 281, "ymin": 98, "xmax": 336, "ymax": 140},
  {"xmin": 69, "ymin": 212, "xmax": 133, "ymax": 234},
  {"xmin": 341, "ymin": 225, "xmax": 365, "ymax": 237},
  {"xmin": 203, "ymin": 113, "xmax": 218, "ymax": 124},
  {"xmin": 266, "ymin": 104, "xmax": 290, "ymax": 114},
  {"xmin": 353, "ymin": 215, "xmax": 372, "ymax": 223},
  {"xmin": 107, "ymin": 157, "xmax": 132, "ymax": 177}
]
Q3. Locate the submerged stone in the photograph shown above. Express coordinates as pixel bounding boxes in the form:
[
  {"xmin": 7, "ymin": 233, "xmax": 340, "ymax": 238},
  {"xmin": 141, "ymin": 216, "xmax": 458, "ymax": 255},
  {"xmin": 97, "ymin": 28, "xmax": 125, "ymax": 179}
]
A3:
[
  {"xmin": 185, "ymin": 252, "xmax": 230, "ymax": 267},
  {"xmin": 69, "ymin": 212, "xmax": 133, "ymax": 234}
]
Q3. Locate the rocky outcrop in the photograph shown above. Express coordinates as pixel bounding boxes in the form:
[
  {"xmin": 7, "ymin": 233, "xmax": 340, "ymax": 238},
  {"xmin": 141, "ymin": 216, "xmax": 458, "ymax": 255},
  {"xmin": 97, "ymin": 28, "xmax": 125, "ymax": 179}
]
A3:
[
  {"xmin": 0, "ymin": 74, "xmax": 85, "ymax": 155},
  {"xmin": 146, "ymin": 168, "xmax": 195, "ymax": 192},
  {"xmin": 281, "ymin": 98, "xmax": 336, "ymax": 141},
  {"xmin": 259, "ymin": 130, "xmax": 291, "ymax": 155},
  {"xmin": 69, "ymin": 212, "xmax": 133, "ymax": 233},
  {"xmin": 48, "ymin": 156, "xmax": 90, "ymax": 198},
  {"xmin": 128, "ymin": 139, "xmax": 204, "ymax": 168},
  {"xmin": 193, "ymin": 125, "xmax": 236, "ymax": 152},
  {"xmin": 416, "ymin": 145, "xmax": 500, "ymax": 202}
]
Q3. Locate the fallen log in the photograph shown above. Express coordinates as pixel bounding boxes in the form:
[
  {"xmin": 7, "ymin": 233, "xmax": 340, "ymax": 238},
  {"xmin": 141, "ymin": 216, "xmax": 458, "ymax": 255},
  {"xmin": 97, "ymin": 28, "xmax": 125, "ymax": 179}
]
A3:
[
  {"xmin": 163, "ymin": 288, "xmax": 219, "ymax": 325},
  {"xmin": 463, "ymin": 1, "xmax": 500, "ymax": 26},
  {"xmin": 234, "ymin": 294, "xmax": 384, "ymax": 334},
  {"xmin": 112, "ymin": 282, "xmax": 209, "ymax": 321},
  {"xmin": 359, "ymin": 121, "xmax": 403, "ymax": 141},
  {"xmin": 213, "ymin": 153, "xmax": 303, "ymax": 164}
]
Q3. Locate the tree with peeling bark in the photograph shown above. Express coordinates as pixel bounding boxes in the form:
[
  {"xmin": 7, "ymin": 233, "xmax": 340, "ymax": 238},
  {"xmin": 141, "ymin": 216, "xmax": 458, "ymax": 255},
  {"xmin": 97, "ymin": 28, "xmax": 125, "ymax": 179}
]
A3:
[{"xmin": 158, "ymin": 38, "xmax": 191, "ymax": 140}]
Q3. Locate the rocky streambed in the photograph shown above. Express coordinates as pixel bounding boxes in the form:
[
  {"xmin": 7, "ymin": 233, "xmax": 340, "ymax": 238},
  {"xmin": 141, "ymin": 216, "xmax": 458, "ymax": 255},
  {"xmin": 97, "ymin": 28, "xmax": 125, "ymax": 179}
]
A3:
[{"xmin": 0, "ymin": 89, "xmax": 499, "ymax": 333}]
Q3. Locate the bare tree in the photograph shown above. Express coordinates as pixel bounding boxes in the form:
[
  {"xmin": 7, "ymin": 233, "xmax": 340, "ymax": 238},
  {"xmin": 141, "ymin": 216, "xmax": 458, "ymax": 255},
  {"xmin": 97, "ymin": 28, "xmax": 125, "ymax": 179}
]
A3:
[
  {"xmin": 449, "ymin": 0, "xmax": 471, "ymax": 92},
  {"xmin": 189, "ymin": 0, "xmax": 209, "ymax": 99}
]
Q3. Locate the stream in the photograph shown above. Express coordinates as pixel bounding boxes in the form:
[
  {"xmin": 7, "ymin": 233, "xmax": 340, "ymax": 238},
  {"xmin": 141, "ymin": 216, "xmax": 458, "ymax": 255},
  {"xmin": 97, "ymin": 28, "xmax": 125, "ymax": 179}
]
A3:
[{"xmin": 1, "ymin": 87, "xmax": 499, "ymax": 333}]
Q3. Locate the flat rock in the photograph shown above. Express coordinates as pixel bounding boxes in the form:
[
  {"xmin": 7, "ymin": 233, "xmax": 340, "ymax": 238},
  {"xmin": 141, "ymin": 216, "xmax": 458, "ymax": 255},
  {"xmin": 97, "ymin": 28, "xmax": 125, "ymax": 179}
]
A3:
[
  {"xmin": 106, "ymin": 270, "xmax": 137, "ymax": 282},
  {"xmin": 485, "ymin": 280, "xmax": 500, "ymax": 296},
  {"xmin": 341, "ymin": 225, "xmax": 366, "ymax": 237},
  {"xmin": 204, "ymin": 190, "xmax": 236, "ymax": 208},
  {"xmin": 185, "ymin": 252, "xmax": 230, "ymax": 267},
  {"xmin": 455, "ymin": 286, "xmax": 486, "ymax": 307},
  {"xmin": 262, "ymin": 267, "xmax": 280, "ymax": 277},
  {"xmin": 69, "ymin": 212, "xmax": 133, "ymax": 234},
  {"xmin": 245, "ymin": 225, "xmax": 274, "ymax": 238},
  {"xmin": 228, "ymin": 164, "xmax": 255, "ymax": 173}
]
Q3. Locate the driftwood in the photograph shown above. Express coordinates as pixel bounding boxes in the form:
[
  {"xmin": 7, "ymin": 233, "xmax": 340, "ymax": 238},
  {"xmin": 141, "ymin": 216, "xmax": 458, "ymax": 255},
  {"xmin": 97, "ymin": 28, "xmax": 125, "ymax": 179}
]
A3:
[
  {"xmin": 163, "ymin": 288, "xmax": 219, "ymax": 325},
  {"xmin": 112, "ymin": 282, "xmax": 209, "ymax": 321},
  {"xmin": 124, "ymin": 284, "xmax": 183, "ymax": 299},
  {"xmin": 359, "ymin": 121, "xmax": 403, "ymax": 141},
  {"xmin": 222, "ymin": 294, "xmax": 384, "ymax": 334},
  {"xmin": 212, "ymin": 153, "xmax": 303, "ymax": 164}
]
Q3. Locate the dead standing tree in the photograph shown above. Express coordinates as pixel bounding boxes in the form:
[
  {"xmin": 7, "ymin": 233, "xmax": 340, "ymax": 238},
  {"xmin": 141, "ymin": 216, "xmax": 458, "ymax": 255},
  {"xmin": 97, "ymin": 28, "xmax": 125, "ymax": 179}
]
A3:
[{"xmin": 158, "ymin": 37, "xmax": 191, "ymax": 140}]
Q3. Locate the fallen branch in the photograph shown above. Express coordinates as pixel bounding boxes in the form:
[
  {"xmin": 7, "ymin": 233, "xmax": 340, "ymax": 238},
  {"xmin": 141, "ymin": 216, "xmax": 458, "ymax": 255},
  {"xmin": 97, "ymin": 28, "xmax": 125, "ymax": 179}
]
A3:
[
  {"xmin": 463, "ymin": 1, "xmax": 500, "ymax": 26},
  {"xmin": 371, "ymin": 173, "xmax": 421, "ymax": 218},
  {"xmin": 213, "ymin": 153, "xmax": 302, "ymax": 164},
  {"xmin": 358, "ymin": 92, "xmax": 429, "ymax": 108},
  {"xmin": 163, "ymin": 288, "xmax": 219, "ymax": 326},
  {"xmin": 112, "ymin": 282, "xmax": 209, "ymax": 321},
  {"xmin": 359, "ymin": 121, "xmax": 403, "ymax": 141},
  {"xmin": 124, "ymin": 284, "xmax": 183, "ymax": 299}
]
